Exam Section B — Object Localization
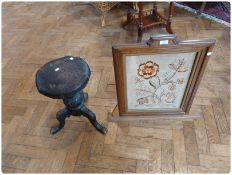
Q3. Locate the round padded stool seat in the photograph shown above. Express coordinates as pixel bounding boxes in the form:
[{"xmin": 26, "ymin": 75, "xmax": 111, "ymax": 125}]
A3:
[{"xmin": 36, "ymin": 56, "xmax": 90, "ymax": 99}]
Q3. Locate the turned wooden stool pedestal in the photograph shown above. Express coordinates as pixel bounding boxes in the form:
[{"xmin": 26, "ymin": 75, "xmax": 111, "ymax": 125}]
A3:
[{"xmin": 35, "ymin": 56, "xmax": 107, "ymax": 134}]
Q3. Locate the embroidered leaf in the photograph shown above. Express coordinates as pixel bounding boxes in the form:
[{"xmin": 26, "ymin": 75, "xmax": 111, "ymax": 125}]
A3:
[
  {"xmin": 149, "ymin": 80, "xmax": 156, "ymax": 88},
  {"xmin": 149, "ymin": 77, "xmax": 160, "ymax": 89}
]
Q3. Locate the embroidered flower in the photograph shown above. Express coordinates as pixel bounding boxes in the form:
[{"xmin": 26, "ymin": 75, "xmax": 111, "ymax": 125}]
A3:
[
  {"xmin": 168, "ymin": 83, "xmax": 176, "ymax": 91},
  {"xmin": 177, "ymin": 78, "xmax": 185, "ymax": 84},
  {"xmin": 138, "ymin": 61, "xmax": 159, "ymax": 79},
  {"xmin": 165, "ymin": 92, "xmax": 176, "ymax": 103},
  {"xmin": 168, "ymin": 59, "xmax": 189, "ymax": 72},
  {"xmin": 137, "ymin": 97, "xmax": 149, "ymax": 105}
]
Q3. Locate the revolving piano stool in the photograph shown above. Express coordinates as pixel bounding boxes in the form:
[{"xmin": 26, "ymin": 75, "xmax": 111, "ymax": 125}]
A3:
[{"xmin": 35, "ymin": 56, "xmax": 107, "ymax": 134}]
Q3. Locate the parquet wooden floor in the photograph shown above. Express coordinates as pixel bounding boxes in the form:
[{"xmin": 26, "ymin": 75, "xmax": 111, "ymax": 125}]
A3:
[{"xmin": 2, "ymin": 2, "xmax": 230, "ymax": 173}]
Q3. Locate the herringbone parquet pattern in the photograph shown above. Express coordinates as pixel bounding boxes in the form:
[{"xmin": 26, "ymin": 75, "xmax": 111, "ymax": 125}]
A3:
[{"xmin": 2, "ymin": 2, "xmax": 230, "ymax": 173}]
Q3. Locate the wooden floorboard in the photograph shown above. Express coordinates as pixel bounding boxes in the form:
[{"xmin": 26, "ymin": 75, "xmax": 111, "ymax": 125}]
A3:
[{"xmin": 2, "ymin": 2, "xmax": 230, "ymax": 173}]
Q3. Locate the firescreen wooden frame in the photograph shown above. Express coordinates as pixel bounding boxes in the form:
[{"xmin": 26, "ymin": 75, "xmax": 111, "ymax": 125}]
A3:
[{"xmin": 112, "ymin": 35, "xmax": 215, "ymax": 116}]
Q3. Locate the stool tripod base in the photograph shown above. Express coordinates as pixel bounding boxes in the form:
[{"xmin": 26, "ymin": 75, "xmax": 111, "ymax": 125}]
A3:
[
  {"xmin": 51, "ymin": 125, "xmax": 64, "ymax": 135},
  {"xmin": 51, "ymin": 92, "xmax": 107, "ymax": 135}
]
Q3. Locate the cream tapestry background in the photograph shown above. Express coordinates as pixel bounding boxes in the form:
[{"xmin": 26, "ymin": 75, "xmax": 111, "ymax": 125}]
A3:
[{"xmin": 125, "ymin": 52, "xmax": 196, "ymax": 111}]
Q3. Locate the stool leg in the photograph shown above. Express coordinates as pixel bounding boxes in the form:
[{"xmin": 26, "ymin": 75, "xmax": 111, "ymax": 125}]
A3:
[
  {"xmin": 80, "ymin": 105, "xmax": 107, "ymax": 134},
  {"xmin": 51, "ymin": 108, "xmax": 70, "ymax": 134}
]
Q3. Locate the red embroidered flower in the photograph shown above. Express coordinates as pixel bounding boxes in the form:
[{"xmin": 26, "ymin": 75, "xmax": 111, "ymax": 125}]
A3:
[{"xmin": 138, "ymin": 61, "xmax": 159, "ymax": 79}]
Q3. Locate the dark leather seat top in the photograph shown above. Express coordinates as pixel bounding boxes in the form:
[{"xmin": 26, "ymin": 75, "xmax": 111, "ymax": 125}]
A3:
[{"xmin": 36, "ymin": 56, "xmax": 90, "ymax": 99}]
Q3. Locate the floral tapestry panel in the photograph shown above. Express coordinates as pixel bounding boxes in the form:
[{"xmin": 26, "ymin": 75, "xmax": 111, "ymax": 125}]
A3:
[{"xmin": 125, "ymin": 52, "xmax": 196, "ymax": 111}]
